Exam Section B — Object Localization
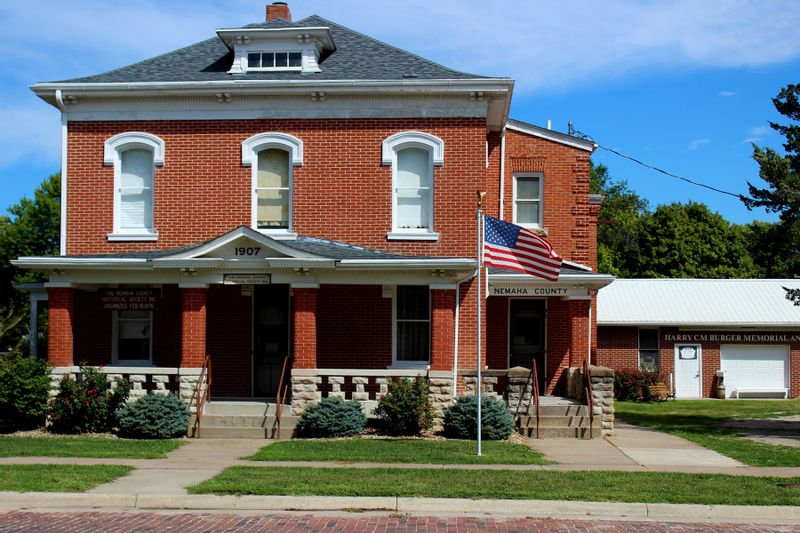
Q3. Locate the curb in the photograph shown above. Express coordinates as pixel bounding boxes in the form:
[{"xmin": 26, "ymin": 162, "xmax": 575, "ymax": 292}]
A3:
[{"xmin": 2, "ymin": 492, "xmax": 800, "ymax": 523}]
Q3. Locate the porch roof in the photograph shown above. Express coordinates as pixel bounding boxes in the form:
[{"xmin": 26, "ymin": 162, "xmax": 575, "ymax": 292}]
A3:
[{"xmin": 13, "ymin": 226, "xmax": 476, "ymax": 272}]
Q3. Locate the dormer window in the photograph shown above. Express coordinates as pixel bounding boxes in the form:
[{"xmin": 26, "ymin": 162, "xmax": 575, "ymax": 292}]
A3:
[{"xmin": 248, "ymin": 51, "xmax": 302, "ymax": 70}]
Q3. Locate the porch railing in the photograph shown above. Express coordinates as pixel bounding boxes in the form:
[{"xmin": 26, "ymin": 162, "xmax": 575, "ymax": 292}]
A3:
[
  {"xmin": 193, "ymin": 355, "xmax": 212, "ymax": 438},
  {"xmin": 530, "ymin": 361, "xmax": 540, "ymax": 439},
  {"xmin": 272, "ymin": 355, "xmax": 290, "ymax": 439},
  {"xmin": 583, "ymin": 358, "xmax": 594, "ymax": 439}
]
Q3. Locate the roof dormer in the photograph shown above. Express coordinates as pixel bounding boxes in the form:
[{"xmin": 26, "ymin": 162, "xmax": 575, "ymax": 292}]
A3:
[{"xmin": 218, "ymin": 23, "xmax": 335, "ymax": 75}]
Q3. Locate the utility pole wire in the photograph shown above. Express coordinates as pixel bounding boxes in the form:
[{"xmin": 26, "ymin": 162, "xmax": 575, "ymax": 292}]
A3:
[{"xmin": 569, "ymin": 127, "xmax": 746, "ymax": 200}]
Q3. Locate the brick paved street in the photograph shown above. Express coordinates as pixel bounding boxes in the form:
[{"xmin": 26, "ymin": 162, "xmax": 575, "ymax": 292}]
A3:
[{"xmin": 0, "ymin": 511, "xmax": 796, "ymax": 532}]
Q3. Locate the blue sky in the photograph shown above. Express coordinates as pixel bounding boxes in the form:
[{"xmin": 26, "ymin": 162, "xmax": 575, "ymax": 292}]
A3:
[{"xmin": 1, "ymin": 0, "xmax": 798, "ymax": 224}]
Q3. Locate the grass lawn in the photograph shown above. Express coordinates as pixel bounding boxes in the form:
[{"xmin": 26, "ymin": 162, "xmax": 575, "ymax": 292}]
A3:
[
  {"xmin": 0, "ymin": 436, "xmax": 184, "ymax": 459},
  {"xmin": 0, "ymin": 464, "xmax": 133, "ymax": 492},
  {"xmin": 616, "ymin": 399, "xmax": 800, "ymax": 467},
  {"xmin": 249, "ymin": 439, "xmax": 550, "ymax": 465},
  {"xmin": 190, "ymin": 466, "xmax": 800, "ymax": 505}
]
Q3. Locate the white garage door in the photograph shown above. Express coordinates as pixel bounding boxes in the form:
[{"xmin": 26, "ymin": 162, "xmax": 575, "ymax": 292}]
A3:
[{"xmin": 720, "ymin": 344, "xmax": 789, "ymax": 398}]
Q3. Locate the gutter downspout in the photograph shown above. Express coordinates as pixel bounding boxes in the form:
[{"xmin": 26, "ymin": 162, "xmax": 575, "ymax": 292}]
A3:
[
  {"xmin": 55, "ymin": 90, "xmax": 67, "ymax": 256},
  {"xmin": 588, "ymin": 295, "xmax": 592, "ymax": 366},
  {"xmin": 498, "ymin": 128, "xmax": 506, "ymax": 219},
  {"xmin": 452, "ymin": 269, "xmax": 478, "ymax": 400}
]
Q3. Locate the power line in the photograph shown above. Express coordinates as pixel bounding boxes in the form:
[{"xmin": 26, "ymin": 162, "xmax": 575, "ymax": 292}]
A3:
[{"xmin": 569, "ymin": 126, "xmax": 745, "ymax": 200}]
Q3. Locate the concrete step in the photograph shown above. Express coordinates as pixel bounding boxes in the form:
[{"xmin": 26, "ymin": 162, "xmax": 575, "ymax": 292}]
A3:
[
  {"xmin": 517, "ymin": 425, "xmax": 602, "ymax": 439},
  {"xmin": 203, "ymin": 401, "xmax": 291, "ymax": 417},
  {"xmin": 197, "ymin": 425, "xmax": 295, "ymax": 439},
  {"xmin": 517, "ymin": 415, "xmax": 601, "ymax": 428},
  {"xmin": 537, "ymin": 404, "xmax": 589, "ymax": 417},
  {"xmin": 200, "ymin": 414, "xmax": 298, "ymax": 429}
]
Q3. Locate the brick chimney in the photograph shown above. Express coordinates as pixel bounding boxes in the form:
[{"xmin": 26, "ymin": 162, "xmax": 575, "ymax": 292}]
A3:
[{"xmin": 266, "ymin": 2, "xmax": 291, "ymax": 22}]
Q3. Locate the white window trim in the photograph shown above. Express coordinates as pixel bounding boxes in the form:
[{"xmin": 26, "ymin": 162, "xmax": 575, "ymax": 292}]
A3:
[
  {"xmin": 512, "ymin": 172, "xmax": 543, "ymax": 229},
  {"xmin": 638, "ymin": 327, "xmax": 660, "ymax": 370},
  {"xmin": 104, "ymin": 132, "xmax": 163, "ymax": 241},
  {"xmin": 246, "ymin": 51, "xmax": 303, "ymax": 72},
  {"xmin": 111, "ymin": 310, "xmax": 154, "ymax": 367},
  {"xmin": 390, "ymin": 285, "xmax": 432, "ymax": 369},
  {"xmin": 382, "ymin": 131, "xmax": 443, "ymax": 241},
  {"xmin": 242, "ymin": 132, "xmax": 303, "ymax": 240}
]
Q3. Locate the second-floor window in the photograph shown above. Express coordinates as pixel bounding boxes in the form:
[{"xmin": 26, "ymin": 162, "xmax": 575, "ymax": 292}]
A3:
[
  {"xmin": 242, "ymin": 132, "xmax": 303, "ymax": 239},
  {"xmin": 382, "ymin": 131, "xmax": 444, "ymax": 240},
  {"xmin": 118, "ymin": 149, "xmax": 154, "ymax": 232},
  {"xmin": 256, "ymin": 148, "xmax": 290, "ymax": 229},
  {"xmin": 104, "ymin": 132, "xmax": 164, "ymax": 241},
  {"xmin": 513, "ymin": 173, "xmax": 543, "ymax": 228}
]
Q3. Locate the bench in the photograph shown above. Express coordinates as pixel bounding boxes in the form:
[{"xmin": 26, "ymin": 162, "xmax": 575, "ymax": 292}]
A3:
[
  {"xmin": 733, "ymin": 388, "xmax": 789, "ymax": 399},
  {"xmin": 641, "ymin": 382, "xmax": 675, "ymax": 402}
]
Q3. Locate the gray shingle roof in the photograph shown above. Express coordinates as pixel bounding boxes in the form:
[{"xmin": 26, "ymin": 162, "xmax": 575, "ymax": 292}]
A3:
[
  {"xmin": 65, "ymin": 233, "xmax": 454, "ymax": 261},
  {"xmin": 55, "ymin": 15, "xmax": 490, "ymax": 84}
]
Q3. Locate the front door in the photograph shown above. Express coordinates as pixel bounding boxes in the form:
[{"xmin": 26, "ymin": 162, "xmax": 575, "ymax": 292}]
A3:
[
  {"xmin": 674, "ymin": 344, "xmax": 701, "ymax": 398},
  {"xmin": 509, "ymin": 299, "xmax": 546, "ymax": 391},
  {"xmin": 253, "ymin": 285, "xmax": 289, "ymax": 398}
]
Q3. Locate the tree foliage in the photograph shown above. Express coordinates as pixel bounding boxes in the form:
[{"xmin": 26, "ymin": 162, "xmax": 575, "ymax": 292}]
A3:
[
  {"xmin": 590, "ymin": 163, "xmax": 648, "ymax": 277},
  {"xmin": 0, "ymin": 173, "xmax": 60, "ymax": 350},
  {"xmin": 742, "ymin": 83, "xmax": 800, "ymax": 277},
  {"xmin": 592, "ymin": 164, "xmax": 760, "ymax": 278}
]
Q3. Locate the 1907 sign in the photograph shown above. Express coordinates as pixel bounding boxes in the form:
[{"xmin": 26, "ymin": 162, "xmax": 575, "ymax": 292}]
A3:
[{"xmin": 101, "ymin": 289, "xmax": 159, "ymax": 311}]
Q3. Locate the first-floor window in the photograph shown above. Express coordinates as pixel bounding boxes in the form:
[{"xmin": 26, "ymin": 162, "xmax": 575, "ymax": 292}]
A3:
[
  {"xmin": 638, "ymin": 328, "xmax": 659, "ymax": 371},
  {"xmin": 114, "ymin": 310, "xmax": 152, "ymax": 363},
  {"xmin": 395, "ymin": 286, "xmax": 430, "ymax": 363}
]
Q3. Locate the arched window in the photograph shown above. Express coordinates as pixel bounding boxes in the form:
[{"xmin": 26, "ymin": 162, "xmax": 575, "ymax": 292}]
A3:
[
  {"xmin": 242, "ymin": 132, "xmax": 303, "ymax": 238},
  {"xmin": 104, "ymin": 132, "xmax": 164, "ymax": 241},
  {"xmin": 382, "ymin": 131, "xmax": 444, "ymax": 240}
]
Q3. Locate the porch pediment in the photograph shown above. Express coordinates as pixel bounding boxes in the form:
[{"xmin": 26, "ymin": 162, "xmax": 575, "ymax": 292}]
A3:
[{"xmin": 157, "ymin": 226, "xmax": 326, "ymax": 261}]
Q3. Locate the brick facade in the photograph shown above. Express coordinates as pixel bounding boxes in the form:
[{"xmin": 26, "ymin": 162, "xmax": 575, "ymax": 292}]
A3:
[
  {"xmin": 47, "ymin": 288, "xmax": 75, "ymax": 367},
  {"xmin": 180, "ymin": 288, "xmax": 207, "ymax": 368},
  {"xmin": 597, "ymin": 325, "xmax": 800, "ymax": 398}
]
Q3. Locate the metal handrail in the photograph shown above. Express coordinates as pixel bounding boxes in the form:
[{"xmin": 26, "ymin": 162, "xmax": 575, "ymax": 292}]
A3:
[
  {"xmin": 531, "ymin": 361, "xmax": 540, "ymax": 439},
  {"xmin": 194, "ymin": 355, "xmax": 211, "ymax": 438},
  {"xmin": 273, "ymin": 355, "xmax": 290, "ymax": 439},
  {"xmin": 583, "ymin": 359, "xmax": 594, "ymax": 439}
]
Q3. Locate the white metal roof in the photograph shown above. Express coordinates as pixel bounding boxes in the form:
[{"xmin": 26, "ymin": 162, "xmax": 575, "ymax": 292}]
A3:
[{"xmin": 597, "ymin": 279, "xmax": 800, "ymax": 327}]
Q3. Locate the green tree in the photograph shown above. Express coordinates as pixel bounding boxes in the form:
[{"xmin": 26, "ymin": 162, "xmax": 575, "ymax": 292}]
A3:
[
  {"xmin": 0, "ymin": 173, "xmax": 60, "ymax": 350},
  {"xmin": 742, "ymin": 83, "xmax": 800, "ymax": 276},
  {"xmin": 590, "ymin": 163, "xmax": 649, "ymax": 276},
  {"xmin": 636, "ymin": 202, "xmax": 758, "ymax": 278}
]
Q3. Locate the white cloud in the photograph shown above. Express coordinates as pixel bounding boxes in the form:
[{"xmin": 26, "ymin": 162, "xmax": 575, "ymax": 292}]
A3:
[
  {"xmin": 719, "ymin": 91, "xmax": 737, "ymax": 97},
  {"xmin": 688, "ymin": 138, "xmax": 711, "ymax": 150},
  {"xmin": 741, "ymin": 125, "xmax": 772, "ymax": 144},
  {"xmin": 0, "ymin": 106, "xmax": 60, "ymax": 168}
]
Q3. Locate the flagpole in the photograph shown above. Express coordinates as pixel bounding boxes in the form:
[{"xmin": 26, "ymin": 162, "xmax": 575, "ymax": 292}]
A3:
[{"xmin": 476, "ymin": 191, "xmax": 486, "ymax": 457}]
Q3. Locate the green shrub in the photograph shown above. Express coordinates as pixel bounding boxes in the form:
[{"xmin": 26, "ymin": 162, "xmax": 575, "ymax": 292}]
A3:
[
  {"xmin": 296, "ymin": 397, "xmax": 366, "ymax": 438},
  {"xmin": 48, "ymin": 366, "xmax": 130, "ymax": 434},
  {"xmin": 117, "ymin": 393, "xmax": 189, "ymax": 439},
  {"xmin": 613, "ymin": 369, "xmax": 664, "ymax": 401},
  {"xmin": 443, "ymin": 395, "xmax": 514, "ymax": 440},
  {"xmin": 0, "ymin": 354, "xmax": 51, "ymax": 431},
  {"xmin": 373, "ymin": 376, "xmax": 434, "ymax": 436}
]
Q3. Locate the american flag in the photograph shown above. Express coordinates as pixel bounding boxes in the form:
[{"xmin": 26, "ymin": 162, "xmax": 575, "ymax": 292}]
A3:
[{"xmin": 483, "ymin": 215, "xmax": 562, "ymax": 281}]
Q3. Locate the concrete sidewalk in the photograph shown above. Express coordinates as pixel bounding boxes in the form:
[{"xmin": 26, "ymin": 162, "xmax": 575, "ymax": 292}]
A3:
[{"xmin": 3, "ymin": 429, "xmax": 800, "ymax": 524}]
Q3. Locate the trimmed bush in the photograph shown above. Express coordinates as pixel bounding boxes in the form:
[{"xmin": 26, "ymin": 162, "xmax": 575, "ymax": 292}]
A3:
[
  {"xmin": 296, "ymin": 397, "xmax": 366, "ymax": 438},
  {"xmin": 443, "ymin": 395, "xmax": 514, "ymax": 440},
  {"xmin": 0, "ymin": 354, "xmax": 51, "ymax": 431},
  {"xmin": 48, "ymin": 366, "xmax": 131, "ymax": 434},
  {"xmin": 117, "ymin": 393, "xmax": 189, "ymax": 439},
  {"xmin": 613, "ymin": 369, "xmax": 664, "ymax": 401},
  {"xmin": 373, "ymin": 376, "xmax": 434, "ymax": 436}
]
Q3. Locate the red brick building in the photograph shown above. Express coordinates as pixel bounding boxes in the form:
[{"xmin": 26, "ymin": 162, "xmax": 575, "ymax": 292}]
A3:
[
  {"xmin": 597, "ymin": 279, "xmax": 800, "ymax": 399},
  {"xmin": 15, "ymin": 3, "xmax": 612, "ymax": 425}
]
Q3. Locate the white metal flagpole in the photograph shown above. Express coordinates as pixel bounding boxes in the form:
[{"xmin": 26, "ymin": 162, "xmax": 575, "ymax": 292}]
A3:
[{"xmin": 476, "ymin": 192, "xmax": 485, "ymax": 456}]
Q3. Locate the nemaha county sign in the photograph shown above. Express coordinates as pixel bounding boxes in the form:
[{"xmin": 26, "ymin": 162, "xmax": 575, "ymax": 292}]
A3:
[
  {"xmin": 101, "ymin": 289, "xmax": 159, "ymax": 311},
  {"xmin": 488, "ymin": 284, "xmax": 588, "ymax": 298}
]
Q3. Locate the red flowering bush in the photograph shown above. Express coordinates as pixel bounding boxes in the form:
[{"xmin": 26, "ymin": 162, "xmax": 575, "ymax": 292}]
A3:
[
  {"xmin": 614, "ymin": 368, "xmax": 664, "ymax": 401},
  {"xmin": 48, "ymin": 365, "xmax": 131, "ymax": 434}
]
